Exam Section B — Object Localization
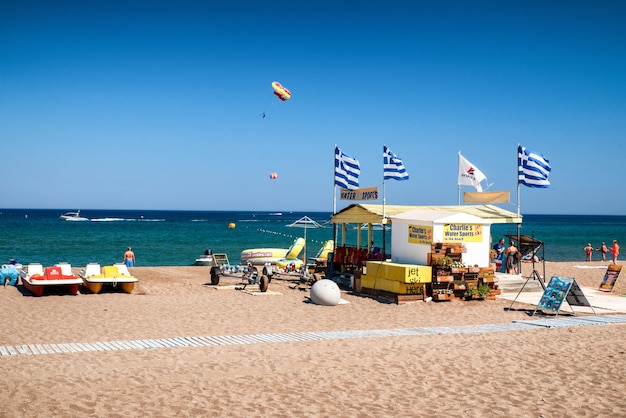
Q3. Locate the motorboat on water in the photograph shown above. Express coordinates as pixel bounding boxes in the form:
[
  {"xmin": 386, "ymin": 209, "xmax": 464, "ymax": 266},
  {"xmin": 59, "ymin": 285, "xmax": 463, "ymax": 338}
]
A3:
[
  {"xmin": 6, "ymin": 259, "xmax": 22, "ymax": 269},
  {"xmin": 195, "ymin": 249, "xmax": 214, "ymax": 266},
  {"xmin": 80, "ymin": 263, "xmax": 138, "ymax": 294},
  {"xmin": 19, "ymin": 263, "xmax": 83, "ymax": 296},
  {"xmin": 60, "ymin": 210, "xmax": 89, "ymax": 221},
  {"xmin": 195, "ymin": 254, "xmax": 213, "ymax": 266},
  {"xmin": 241, "ymin": 237, "xmax": 305, "ymax": 266}
]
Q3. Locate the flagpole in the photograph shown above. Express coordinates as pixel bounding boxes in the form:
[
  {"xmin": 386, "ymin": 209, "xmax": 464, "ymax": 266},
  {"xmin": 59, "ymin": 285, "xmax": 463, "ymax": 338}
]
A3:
[
  {"xmin": 457, "ymin": 151, "xmax": 461, "ymax": 206},
  {"xmin": 382, "ymin": 178, "xmax": 387, "ymax": 259},
  {"xmin": 381, "ymin": 145, "xmax": 387, "ymax": 259},
  {"xmin": 516, "ymin": 144, "xmax": 521, "ymax": 217},
  {"xmin": 516, "ymin": 143, "xmax": 522, "ymax": 275},
  {"xmin": 333, "ymin": 144, "xmax": 337, "ymax": 250}
]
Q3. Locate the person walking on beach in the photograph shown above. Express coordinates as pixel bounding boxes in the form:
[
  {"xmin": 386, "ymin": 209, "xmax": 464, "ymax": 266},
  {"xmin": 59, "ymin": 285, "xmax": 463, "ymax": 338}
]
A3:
[
  {"xmin": 124, "ymin": 247, "xmax": 135, "ymax": 267},
  {"xmin": 611, "ymin": 240, "xmax": 620, "ymax": 264},
  {"xmin": 505, "ymin": 241, "xmax": 519, "ymax": 274},
  {"xmin": 596, "ymin": 242, "xmax": 608, "ymax": 261},
  {"xmin": 584, "ymin": 243, "xmax": 594, "ymax": 261}
]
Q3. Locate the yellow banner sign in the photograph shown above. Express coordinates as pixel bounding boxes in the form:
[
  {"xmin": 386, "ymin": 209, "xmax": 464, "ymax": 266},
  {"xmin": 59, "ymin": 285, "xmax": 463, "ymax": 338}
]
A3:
[
  {"xmin": 339, "ymin": 187, "xmax": 379, "ymax": 201},
  {"xmin": 443, "ymin": 223, "xmax": 483, "ymax": 242},
  {"xmin": 408, "ymin": 224, "xmax": 433, "ymax": 245}
]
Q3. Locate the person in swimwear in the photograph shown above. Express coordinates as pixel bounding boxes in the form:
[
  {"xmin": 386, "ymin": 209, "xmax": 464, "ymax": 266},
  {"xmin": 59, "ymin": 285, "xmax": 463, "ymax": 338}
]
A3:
[
  {"xmin": 123, "ymin": 247, "xmax": 136, "ymax": 267},
  {"xmin": 596, "ymin": 242, "xmax": 608, "ymax": 261},
  {"xmin": 611, "ymin": 240, "xmax": 620, "ymax": 264},
  {"xmin": 505, "ymin": 241, "xmax": 519, "ymax": 274}
]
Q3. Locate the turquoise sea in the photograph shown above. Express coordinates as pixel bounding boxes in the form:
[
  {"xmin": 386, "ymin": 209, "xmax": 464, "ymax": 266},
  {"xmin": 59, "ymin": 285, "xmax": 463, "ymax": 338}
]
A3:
[{"xmin": 1, "ymin": 209, "xmax": 624, "ymax": 267}]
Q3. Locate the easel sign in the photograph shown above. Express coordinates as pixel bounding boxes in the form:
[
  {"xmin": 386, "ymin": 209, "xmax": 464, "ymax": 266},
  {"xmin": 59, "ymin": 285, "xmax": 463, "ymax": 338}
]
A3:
[
  {"xmin": 534, "ymin": 276, "xmax": 573, "ymax": 315},
  {"xmin": 565, "ymin": 279, "xmax": 596, "ymax": 315},
  {"xmin": 599, "ymin": 264, "xmax": 622, "ymax": 292}
]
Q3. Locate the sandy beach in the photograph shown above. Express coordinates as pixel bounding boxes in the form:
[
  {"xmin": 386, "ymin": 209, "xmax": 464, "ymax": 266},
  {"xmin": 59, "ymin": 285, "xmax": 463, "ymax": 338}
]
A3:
[{"xmin": 2, "ymin": 261, "xmax": 625, "ymax": 417}]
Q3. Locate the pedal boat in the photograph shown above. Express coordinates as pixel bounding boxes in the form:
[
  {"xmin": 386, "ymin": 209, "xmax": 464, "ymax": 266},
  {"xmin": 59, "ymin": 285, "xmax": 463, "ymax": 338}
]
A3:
[
  {"xmin": 80, "ymin": 263, "xmax": 138, "ymax": 294},
  {"xmin": 19, "ymin": 263, "xmax": 82, "ymax": 297},
  {"xmin": 241, "ymin": 237, "xmax": 305, "ymax": 265}
]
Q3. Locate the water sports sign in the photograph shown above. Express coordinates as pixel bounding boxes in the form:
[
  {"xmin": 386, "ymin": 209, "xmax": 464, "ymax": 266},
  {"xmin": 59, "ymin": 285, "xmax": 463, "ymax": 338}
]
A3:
[
  {"xmin": 408, "ymin": 224, "xmax": 433, "ymax": 245},
  {"xmin": 339, "ymin": 187, "xmax": 379, "ymax": 201},
  {"xmin": 442, "ymin": 223, "xmax": 483, "ymax": 242}
]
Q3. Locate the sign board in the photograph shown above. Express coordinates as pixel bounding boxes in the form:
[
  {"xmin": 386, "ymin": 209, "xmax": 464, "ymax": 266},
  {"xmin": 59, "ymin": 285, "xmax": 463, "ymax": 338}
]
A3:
[
  {"xmin": 408, "ymin": 224, "xmax": 433, "ymax": 245},
  {"xmin": 537, "ymin": 276, "xmax": 574, "ymax": 312},
  {"xmin": 599, "ymin": 264, "xmax": 622, "ymax": 292},
  {"xmin": 339, "ymin": 187, "xmax": 379, "ymax": 201},
  {"xmin": 442, "ymin": 223, "xmax": 483, "ymax": 242},
  {"xmin": 565, "ymin": 279, "xmax": 593, "ymax": 308}
]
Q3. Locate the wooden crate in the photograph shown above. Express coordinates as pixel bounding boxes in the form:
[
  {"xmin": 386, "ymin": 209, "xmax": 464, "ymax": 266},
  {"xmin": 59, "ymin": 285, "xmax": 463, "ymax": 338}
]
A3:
[{"xmin": 432, "ymin": 293, "xmax": 454, "ymax": 302}]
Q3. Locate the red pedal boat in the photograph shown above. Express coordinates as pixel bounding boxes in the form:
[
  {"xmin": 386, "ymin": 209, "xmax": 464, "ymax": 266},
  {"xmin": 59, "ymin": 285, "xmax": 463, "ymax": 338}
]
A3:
[{"xmin": 19, "ymin": 263, "xmax": 82, "ymax": 297}]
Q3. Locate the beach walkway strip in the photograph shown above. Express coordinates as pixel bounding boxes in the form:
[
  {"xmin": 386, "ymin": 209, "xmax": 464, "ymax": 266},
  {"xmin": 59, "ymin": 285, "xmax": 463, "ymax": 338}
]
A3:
[{"xmin": 2, "ymin": 314, "xmax": 626, "ymax": 358}]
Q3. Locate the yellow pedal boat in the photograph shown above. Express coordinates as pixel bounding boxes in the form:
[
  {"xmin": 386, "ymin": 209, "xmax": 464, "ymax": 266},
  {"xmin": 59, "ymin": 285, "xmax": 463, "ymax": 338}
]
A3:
[{"xmin": 80, "ymin": 263, "xmax": 138, "ymax": 294}]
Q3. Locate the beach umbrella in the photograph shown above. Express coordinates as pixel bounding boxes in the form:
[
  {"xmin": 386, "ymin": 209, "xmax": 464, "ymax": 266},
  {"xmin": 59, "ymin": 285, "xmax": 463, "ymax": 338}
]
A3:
[{"xmin": 286, "ymin": 215, "xmax": 324, "ymax": 263}]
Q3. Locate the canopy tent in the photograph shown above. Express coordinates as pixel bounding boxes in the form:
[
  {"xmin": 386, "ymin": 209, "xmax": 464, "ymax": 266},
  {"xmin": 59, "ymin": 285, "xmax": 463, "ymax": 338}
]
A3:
[
  {"xmin": 287, "ymin": 215, "xmax": 324, "ymax": 262},
  {"xmin": 332, "ymin": 204, "xmax": 522, "ymax": 225}
]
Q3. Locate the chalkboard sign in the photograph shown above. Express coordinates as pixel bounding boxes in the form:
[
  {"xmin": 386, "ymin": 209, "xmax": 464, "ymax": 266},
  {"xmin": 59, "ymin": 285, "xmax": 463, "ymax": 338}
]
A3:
[
  {"xmin": 599, "ymin": 264, "xmax": 622, "ymax": 292},
  {"xmin": 537, "ymin": 276, "xmax": 573, "ymax": 312}
]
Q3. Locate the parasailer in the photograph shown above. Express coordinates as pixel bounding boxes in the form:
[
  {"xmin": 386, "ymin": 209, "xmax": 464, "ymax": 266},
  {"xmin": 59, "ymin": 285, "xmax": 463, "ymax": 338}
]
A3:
[
  {"xmin": 269, "ymin": 172, "xmax": 278, "ymax": 180},
  {"xmin": 262, "ymin": 81, "xmax": 291, "ymax": 118}
]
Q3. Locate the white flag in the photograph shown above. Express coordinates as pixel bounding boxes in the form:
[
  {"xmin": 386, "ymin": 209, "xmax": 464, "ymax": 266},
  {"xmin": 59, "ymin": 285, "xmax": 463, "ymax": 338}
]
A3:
[{"xmin": 458, "ymin": 152, "xmax": 487, "ymax": 192}]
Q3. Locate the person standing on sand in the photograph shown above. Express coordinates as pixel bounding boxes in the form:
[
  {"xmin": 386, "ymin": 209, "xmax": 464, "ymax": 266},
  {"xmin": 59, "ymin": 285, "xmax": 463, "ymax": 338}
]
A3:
[
  {"xmin": 493, "ymin": 238, "xmax": 505, "ymax": 272},
  {"xmin": 124, "ymin": 247, "xmax": 135, "ymax": 267},
  {"xmin": 505, "ymin": 241, "xmax": 519, "ymax": 274},
  {"xmin": 611, "ymin": 240, "xmax": 620, "ymax": 264},
  {"xmin": 584, "ymin": 243, "xmax": 594, "ymax": 261},
  {"xmin": 596, "ymin": 242, "xmax": 608, "ymax": 261}
]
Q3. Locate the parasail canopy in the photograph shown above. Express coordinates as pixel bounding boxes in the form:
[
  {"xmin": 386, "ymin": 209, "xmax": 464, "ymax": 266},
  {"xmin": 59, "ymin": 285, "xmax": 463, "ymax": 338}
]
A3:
[{"xmin": 271, "ymin": 81, "xmax": 291, "ymax": 101}]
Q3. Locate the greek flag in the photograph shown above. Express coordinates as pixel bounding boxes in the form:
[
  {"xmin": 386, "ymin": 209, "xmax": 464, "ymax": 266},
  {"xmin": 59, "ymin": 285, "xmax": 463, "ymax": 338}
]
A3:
[
  {"xmin": 518, "ymin": 145, "xmax": 551, "ymax": 188},
  {"xmin": 383, "ymin": 145, "xmax": 409, "ymax": 181},
  {"xmin": 334, "ymin": 146, "xmax": 360, "ymax": 190}
]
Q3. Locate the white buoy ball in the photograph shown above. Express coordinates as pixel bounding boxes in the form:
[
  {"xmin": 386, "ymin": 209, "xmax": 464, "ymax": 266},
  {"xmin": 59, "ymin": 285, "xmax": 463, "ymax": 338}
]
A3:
[{"xmin": 310, "ymin": 279, "xmax": 341, "ymax": 306}]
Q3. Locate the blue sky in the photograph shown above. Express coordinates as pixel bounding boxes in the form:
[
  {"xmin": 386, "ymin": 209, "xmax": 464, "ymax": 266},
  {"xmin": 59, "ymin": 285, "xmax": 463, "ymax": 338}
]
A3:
[{"xmin": 2, "ymin": 1, "xmax": 624, "ymax": 215}]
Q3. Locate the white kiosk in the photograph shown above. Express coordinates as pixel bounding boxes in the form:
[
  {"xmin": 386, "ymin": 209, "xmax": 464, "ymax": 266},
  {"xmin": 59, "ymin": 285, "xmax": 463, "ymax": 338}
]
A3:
[{"xmin": 389, "ymin": 208, "xmax": 492, "ymax": 267}]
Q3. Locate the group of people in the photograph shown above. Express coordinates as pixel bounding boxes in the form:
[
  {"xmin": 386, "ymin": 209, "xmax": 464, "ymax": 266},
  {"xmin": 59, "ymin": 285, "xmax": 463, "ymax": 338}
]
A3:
[
  {"xmin": 493, "ymin": 238, "xmax": 521, "ymax": 274},
  {"xmin": 584, "ymin": 240, "xmax": 619, "ymax": 263}
]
